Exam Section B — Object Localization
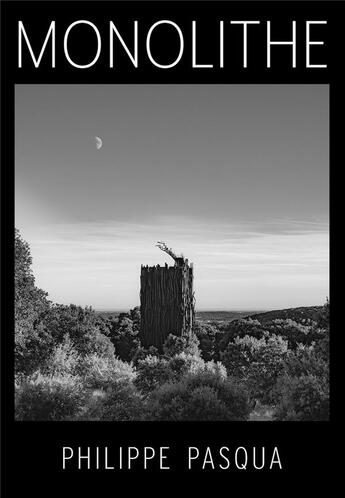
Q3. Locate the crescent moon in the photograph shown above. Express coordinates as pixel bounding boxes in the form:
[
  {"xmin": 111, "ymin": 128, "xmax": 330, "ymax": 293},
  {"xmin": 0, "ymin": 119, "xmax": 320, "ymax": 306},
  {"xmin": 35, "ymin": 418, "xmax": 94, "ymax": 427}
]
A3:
[{"xmin": 95, "ymin": 136, "xmax": 103, "ymax": 150}]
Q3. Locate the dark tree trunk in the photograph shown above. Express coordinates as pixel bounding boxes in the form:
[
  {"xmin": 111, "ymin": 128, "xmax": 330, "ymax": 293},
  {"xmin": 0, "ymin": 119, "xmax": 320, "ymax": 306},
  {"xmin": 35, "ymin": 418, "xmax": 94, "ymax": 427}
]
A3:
[{"xmin": 140, "ymin": 261, "xmax": 195, "ymax": 350}]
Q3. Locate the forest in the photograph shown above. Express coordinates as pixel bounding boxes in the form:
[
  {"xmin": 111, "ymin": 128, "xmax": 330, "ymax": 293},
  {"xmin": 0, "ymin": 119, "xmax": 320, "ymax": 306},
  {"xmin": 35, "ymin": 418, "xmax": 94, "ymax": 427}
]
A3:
[{"xmin": 15, "ymin": 229, "xmax": 329, "ymax": 421}]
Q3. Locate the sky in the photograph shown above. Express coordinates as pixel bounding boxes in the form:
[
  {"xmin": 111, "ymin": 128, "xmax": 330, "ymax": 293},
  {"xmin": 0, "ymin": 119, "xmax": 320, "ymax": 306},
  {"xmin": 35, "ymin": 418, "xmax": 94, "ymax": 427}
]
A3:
[{"xmin": 15, "ymin": 84, "xmax": 329, "ymax": 310}]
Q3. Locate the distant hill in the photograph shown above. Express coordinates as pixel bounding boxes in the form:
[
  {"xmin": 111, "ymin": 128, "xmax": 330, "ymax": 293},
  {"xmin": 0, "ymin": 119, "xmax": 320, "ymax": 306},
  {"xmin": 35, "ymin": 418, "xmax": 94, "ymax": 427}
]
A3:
[
  {"xmin": 97, "ymin": 309, "xmax": 262, "ymax": 322},
  {"xmin": 243, "ymin": 306, "xmax": 322, "ymax": 324},
  {"xmin": 96, "ymin": 306, "xmax": 323, "ymax": 325},
  {"xmin": 195, "ymin": 311, "xmax": 264, "ymax": 323}
]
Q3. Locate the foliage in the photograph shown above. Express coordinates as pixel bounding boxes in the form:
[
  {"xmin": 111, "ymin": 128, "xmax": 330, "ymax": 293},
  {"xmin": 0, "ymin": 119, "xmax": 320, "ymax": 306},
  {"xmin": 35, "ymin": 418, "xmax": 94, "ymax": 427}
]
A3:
[
  {"xmin": 135, "ymin": 350, "xmax": 227, "ymax": 396},
  {"xmin": 220, "ymin": 333, "xmax": 288, "ymax": 404},
  {"xmin": 43, "ymin": 335, "xmax": 80, "ymax": 376},
  {"xmin": 267, "ymin": 319, "xmax": 312, "ymax": 348},
  {"xmin": 273, "ymin": 373, "xmax": 329, "ymax": 421},
  {"xmin": 313, "ymin": 300, "xmax": 329, "ymax": 330},
  {"xmin": 217, "ymin": 316, "xmax": 320, "ymax": 354},
  {"xmin": 162, "ymin": 333, "xmax": 200, "ymax": 357},
  {"xmin": 193, "ymin": 321, "xmax": 218, "ymax": 361},
  {"xmin": 108, "ymin": 312, "xmax": 141, "ymax": 362},
  {"xmin": 129, "ymin": 307, "xmax": 141, "ymax": 330},
  {"xmin": 81, "ymin": 380, "xmax": 145, "ymax": 421},
  {"xmin": 44, "ymin": 304, "xmax": 115, "ymax": 359},
  {"xmin": 15, "ymin": 229, "xmax": 51, "ymax": 376},
  {"xmin": 15, "ymin": 321, "xmax": 56, "ymax": 378},
  {"xmin": 278, "ymin": 344, "xmax": 329, "ymax": 380},
  {"xmin": 134, "ymin": 355, "xmax": 175, "ymax": 394},
  {"xmin": 168, "ymin": 352, "xmax": 227, "ymax": 379},
  {"xmin": 15, "ymin": 372, "xmax": 86, "ymax": 421},
  {"xmin": 14, "ymin": 229, "xmax": 49, "ymax": 332},
  {"xmin": 147, "ymin": 371, "xmax": 250, "ymax": 421},
  {"xmin": 313, "ymin": 300, "xmax": 330, "ymax": 361},
  {"xmin": 272, "ymin": 343, "xmax": 329, "ymax": 420},
  {"xmin": 78, "ymin": 354, "xmax": 136, "ymax": 389},
  {"xmin": 217, "ymin": 319, "xmax": 265, "ymax": 352},
  {"xmin": 131, "ymin": 344, "xmax": 160, "ymax": 365},
  {"xmin": 15, "ymin": 230, "xmax": 114, "ymax": 374}
]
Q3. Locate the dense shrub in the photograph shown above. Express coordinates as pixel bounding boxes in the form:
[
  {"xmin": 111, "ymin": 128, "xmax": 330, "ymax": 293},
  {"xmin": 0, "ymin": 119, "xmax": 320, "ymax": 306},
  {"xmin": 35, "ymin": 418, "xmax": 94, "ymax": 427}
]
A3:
[
  {"xmin": 193, "ymin": 321, "xmax": 218, "ymax": 361},
  {"xmin": 78, "ymin": 354, "xmax": 136, "ymax": 389},
  {"xmin": 15, "ymin": 322, "xmax": 55, "ymax": 378},
  {"xmin": 267, "ymin": 319, "xmax": 312, "ymax": 348},
  {"xmin": 279, "ymin": 344, "xmax": 329, "ymax": 380},
  {"xmin": 273, "ymin": 373, "xmax": 329, "ymax": 421},
  {"xmin": 15, "ymin": 372, "xmax": 86, "ymax": 421},
  {"xmin": 272, "ymin": 343, "xmax": 329, "ymax": 420},
  {"xmin": 168, "ymin": 352, "xmax": 227, "ymax": 379},
  {"xmin": 108, "ymin": 313, "xmax": 140, "ymax": 362},
  {"xmin": 217, "ymin": 316, "xmax": 319, "ymax": 353},
  {"xmin": 135, "ymin": 351, "xmax": 227, "ymax": 396},
  {"xmin": 218, "ymin": 319, "xmax": 265, "ymax": 352},
  {"xmin": 43, "ymin": 335, "xmax": 80, "ymax": 376},
  {"xmin": 132, "ymin": 345, "xmax": 160, "ymax": 365},
  {"xmin": 81, "ymin": 380, "xmax": 145, "ymax": 421},
  {"xmin": 44, "ymin": 304, "xmax": 115, "ymax": 359},
  {"xmin": 167, "ymin": 352, "xmax": 205, "ymax": 377},
  {"xmin": 147, "ymin": 371, "xmax": 250, "ymax": 421},
  {"xmin": 129, "ymin": 307, "xmax": 141, "ymax": 330},
  {"xmin": 162, "ymin": 333, "xmax": 200, "ymax": 357},
  {"xmin": 134, "ymin": 355, "xmax": 174, "ymax": 394},
  {"xmin": 221, "ymin": 333, "xmax": 288, "ymax": 404}
]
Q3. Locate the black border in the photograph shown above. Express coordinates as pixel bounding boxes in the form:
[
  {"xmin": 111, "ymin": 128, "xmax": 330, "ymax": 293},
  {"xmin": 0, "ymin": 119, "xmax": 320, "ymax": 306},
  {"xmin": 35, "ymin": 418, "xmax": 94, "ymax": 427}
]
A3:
[{"xmin": 1, "ymin": 1, "xmax": 343, "ymax": 493}]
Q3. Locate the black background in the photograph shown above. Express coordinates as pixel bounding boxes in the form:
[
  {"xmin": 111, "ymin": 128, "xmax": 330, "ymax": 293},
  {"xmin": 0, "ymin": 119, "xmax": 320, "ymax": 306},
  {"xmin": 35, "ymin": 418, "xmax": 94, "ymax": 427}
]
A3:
[{"xmin": 1, "ymin": 1, "xmax": 342, "ymax": 494}]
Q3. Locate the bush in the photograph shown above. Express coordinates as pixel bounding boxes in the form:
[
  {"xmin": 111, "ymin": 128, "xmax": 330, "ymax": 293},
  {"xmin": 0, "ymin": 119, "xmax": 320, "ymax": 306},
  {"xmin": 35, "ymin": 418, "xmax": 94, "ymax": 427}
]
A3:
[
  {"xmin": 273, "ymin": 373, "xmax": 329, "ymax": 421},
  {"xmin": 132, "ymin": 345, "xmax": 159, "ymax": 365},
  {"xmin": 268, "ymin": 319, "xmax": 313, "ymax": 349},
  {"xmin": 176, "ymin": 385, "xmax": 231, "ymax": 421},
  {"xmin": 108, "ymin": 314, "xmax": 140, "ymax": 362},
  {"xmin": 15, "ymin": 372, "xmax": 86, "ymax": 420},
  {"xmin": 81, "ymin": 380, "xmax": 145, "ymax": 421},
  {"xmin": 78, "ymin": 354, "xmax": 136, "ymax": 389},
  {"xmin": 279, "ymin": 344, "xmax": 329, "ymax": 380},
  {"xmin": 134, "ymin": 355, "xmax": 174, "ymax": 394},
  {"xmin": 44, "ymin": 335, "xmax": 80, "ymax": 376},
  {"xmin": 44, "ymin": 304, "xmax": 115, "ymax": 359},
  {"xmin": 204, "ymin": 359, "xmax": 228, "ymax": 379},
  {"xmin": 220, "ymin": 333, "xmax": 288, "ymax": 404},
  {"xmin": 167, "ymin": 352, "xmax": 205, "ymax": 377},
  {"xmin": 193, "ymin": 321, "xmax": 218, "ymax": 361},
  {"xmin": 168, "ymin": 352, "xmax": 227, "ymax": 379},
  {"xmin": 163, "ymin": 333, "xmax": 200, "ymax": 357},
  {"xmin": 216, "ymin": 315, "xmax": 324, "ymax": 352},
  {"xmin": 217, "ymin": 319, "xmax": 265, "ymax": 352},
  {"xmin": 146, "ymin": 371, "xmax": 250, "ymax": 421},
  {"xmin": 272, "ymin": 343, "xmax": 329, "ymax": 420},
  {"xmin": 15, "ymin": 322, "xmax": 55, "ymax": 378}
]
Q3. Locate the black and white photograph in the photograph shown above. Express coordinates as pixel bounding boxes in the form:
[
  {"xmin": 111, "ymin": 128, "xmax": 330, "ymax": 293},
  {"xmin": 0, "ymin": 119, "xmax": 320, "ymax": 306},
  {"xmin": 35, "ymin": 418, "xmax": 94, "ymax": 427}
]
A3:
[{"xmin": 14, "ymin": 84, "xmax": 329, "ymax": 422}]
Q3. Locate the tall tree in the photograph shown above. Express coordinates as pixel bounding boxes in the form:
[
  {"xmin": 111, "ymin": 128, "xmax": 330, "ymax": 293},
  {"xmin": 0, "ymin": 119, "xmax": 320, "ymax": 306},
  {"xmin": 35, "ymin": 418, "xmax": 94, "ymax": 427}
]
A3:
[{"xmin": 15, "ymin": 229, "xmax": 50, "ymax": 375}]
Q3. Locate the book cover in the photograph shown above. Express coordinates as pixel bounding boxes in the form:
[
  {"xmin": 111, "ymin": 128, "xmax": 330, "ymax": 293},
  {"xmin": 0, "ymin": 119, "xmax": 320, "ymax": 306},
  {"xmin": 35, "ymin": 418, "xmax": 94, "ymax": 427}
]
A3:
[{"xmin": 1, "ymin": 0, "xmax": 341, "ymax": 493}]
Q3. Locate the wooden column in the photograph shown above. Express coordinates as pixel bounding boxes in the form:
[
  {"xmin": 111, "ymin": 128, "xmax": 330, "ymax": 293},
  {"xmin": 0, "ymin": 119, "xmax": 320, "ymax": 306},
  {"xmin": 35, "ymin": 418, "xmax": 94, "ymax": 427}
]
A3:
[{"xmin": 140, "ymin": 260, "xmax": 195, "ymax": 350}]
